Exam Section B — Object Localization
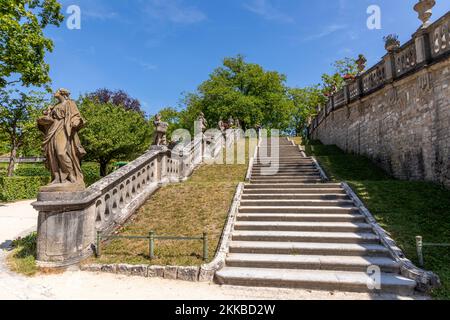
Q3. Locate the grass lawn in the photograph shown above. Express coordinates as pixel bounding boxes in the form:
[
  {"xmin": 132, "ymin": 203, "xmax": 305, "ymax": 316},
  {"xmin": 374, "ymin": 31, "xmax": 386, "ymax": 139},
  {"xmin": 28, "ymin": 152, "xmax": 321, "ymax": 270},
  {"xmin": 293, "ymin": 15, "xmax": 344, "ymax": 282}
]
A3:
[
  {"xmin": 299, "ymin": 139, "xmax": 450, "ymax": 299},
  {"xmin": 86, "ymin": 139, "xmax": 255, "ymax": 267}
]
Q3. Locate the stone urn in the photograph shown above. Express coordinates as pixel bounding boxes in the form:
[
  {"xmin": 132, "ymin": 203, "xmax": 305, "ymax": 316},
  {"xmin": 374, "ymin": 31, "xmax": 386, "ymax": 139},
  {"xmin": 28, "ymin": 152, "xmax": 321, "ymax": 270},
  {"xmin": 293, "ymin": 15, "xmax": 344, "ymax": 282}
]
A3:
[
  {"xmin": 414, "ymin": 0, "xmax": 436, "ymax": 29},
  {"xmin": 384, "ymin": 34, "xmax": 400, "ymax": 52}
]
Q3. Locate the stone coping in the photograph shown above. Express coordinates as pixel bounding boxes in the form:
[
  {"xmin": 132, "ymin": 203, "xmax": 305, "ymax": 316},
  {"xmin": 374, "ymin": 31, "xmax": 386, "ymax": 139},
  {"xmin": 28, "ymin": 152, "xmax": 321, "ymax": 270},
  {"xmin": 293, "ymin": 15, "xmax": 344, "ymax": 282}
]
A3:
[
  {"xmin": 311, "ymin": 156, "xmax": 330, "ymax": 182},
  {"xmin": 341, "ymin": 182, "xmax": 441, "ymax": 292},
  {"xmin": 32, "ymin": 148, "xmax": 167, "ymax": 211}
]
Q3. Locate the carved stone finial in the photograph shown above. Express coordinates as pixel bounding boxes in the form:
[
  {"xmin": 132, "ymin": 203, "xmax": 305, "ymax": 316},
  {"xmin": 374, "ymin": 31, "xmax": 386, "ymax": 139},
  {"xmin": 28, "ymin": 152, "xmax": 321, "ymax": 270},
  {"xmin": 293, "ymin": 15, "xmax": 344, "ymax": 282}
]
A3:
[
  {"xmin": 414, "ymin": 0, "xmax": 436, "ymax": 29},
  {"xmin": 37, "ymin": 88, "xmax": 86, "ymax": 192}
]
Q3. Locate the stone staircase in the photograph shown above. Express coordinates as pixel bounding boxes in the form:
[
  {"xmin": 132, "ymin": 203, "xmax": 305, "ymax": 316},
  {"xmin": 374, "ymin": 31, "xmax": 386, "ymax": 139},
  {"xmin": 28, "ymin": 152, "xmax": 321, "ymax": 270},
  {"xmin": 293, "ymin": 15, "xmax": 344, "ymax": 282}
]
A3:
[{"xmin": 215, "ymin": 137, "xmax": 417, "ymax": 295}]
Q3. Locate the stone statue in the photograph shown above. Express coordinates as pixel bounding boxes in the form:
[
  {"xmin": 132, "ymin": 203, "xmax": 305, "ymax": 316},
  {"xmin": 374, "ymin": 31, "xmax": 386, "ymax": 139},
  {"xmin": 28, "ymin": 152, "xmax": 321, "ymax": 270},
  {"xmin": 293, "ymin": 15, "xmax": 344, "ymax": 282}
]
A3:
[
  {"xmin": 37, "ymin": 88, "xmax": 86, "ymax": 192},
  {"xmin": 197, "ymin": 112, "xmax": 208, "ymax": 132},
  {"xmin": 153, "ymin": 114, "xmax": 168, "ymax": 146},
  {"xmin": 218, "ymin": 119, "xmax": 226, "ymax": 133},
  {"xmin": 235, "ymin": 118, "xmax": 241, "ymax": 129},
  {"xmin": 228, "ymin": 116, "xmax": 235, "ymax": 128}
]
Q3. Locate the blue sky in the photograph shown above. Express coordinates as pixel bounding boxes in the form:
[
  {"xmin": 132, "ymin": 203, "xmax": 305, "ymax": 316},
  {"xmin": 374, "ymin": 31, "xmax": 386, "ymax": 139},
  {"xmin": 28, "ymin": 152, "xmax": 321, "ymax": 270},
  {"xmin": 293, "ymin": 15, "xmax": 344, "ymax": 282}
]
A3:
[{"xmin": 45, "ymin": 0, "xmax": 449, "ymax": 116}]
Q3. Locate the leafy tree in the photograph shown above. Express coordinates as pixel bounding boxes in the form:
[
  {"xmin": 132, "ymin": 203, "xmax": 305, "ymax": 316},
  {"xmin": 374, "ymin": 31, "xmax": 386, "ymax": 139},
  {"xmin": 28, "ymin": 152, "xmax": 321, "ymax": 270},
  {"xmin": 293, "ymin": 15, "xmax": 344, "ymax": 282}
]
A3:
[
  {"xmin": 87, "ymin": 89, "xmax": 144, "ymax": 116},
  {"xmin": 0, "ymin": 89, "xmax": 45, "ymax": 176},
  {"xmin": 79, "ymin": 98, "xmax": 152, "ymax": 177},
  {"xmin": 0, "ymin": 0, "xmax": 64, "ymax": 89},
  {"xmin": 181, "ymin": 55, "xmax": 294, "ymax": 132},
  {"xmin": 288, "ymin": 86, "xmax": 325, "ymax": 136},
  {"xmin": 321, "ymin": 57, "xmax": 359, "ymax": 96}
]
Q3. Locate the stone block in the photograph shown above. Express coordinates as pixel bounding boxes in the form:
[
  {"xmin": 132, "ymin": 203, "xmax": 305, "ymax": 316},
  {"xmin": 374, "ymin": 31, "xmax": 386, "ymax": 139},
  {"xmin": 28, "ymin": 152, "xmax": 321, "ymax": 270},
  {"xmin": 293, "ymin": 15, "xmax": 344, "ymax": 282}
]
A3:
[
  {"xmin": 148, "ymin": 265, "xmax": 164, "ymax": 278},
  {"xmin": 100, "ymin": 264, "xmax": 117, "ymax": 273},
  {"xmin": 80, "ymin": 264, "xmax": 101, "ymax": 272},
  {"xmin": 177, "ymin": 266, "xmax": 199, "ymax": 282},
  {"xmin": 116, "ymin": 264, "xmax": 132, "ymax": 275},
  {"xmin": 130, "ymin": 265, "xmax": 148, "ymax": 277},
  {"xmin": 163, "ymin": 266, "xmax": 178, "ymax": 280}
]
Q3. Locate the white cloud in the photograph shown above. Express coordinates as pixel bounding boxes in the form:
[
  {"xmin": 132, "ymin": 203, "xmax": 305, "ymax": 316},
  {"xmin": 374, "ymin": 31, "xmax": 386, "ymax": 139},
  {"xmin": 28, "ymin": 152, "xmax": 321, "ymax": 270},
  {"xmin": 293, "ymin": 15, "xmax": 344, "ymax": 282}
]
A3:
[
  {"xmin": 243, "ymin": 0, "xmax": 294, "ymax": 24},
  {"xmin": 303, "ymin": 24, "xmax": 348, "ymax": 41},
  {"xmin": 145, "ymin": 0, "xmax": 206, "ymax": 24}
]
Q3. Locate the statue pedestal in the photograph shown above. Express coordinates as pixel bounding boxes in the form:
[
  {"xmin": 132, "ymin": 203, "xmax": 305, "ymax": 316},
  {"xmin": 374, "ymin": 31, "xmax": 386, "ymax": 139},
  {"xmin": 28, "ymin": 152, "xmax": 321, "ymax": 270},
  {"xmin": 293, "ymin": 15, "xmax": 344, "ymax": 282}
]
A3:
[{"xmin": 33, "ymin": 191, "xmax": 95, "ymax": 268}]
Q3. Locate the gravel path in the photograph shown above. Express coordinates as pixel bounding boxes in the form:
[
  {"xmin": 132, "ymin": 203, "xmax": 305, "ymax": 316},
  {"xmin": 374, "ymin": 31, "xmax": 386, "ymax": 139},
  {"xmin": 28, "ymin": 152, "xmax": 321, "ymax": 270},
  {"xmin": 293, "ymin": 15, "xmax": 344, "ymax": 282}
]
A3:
[{"xmin": 0, "ymin": 200, "xmax": 428, "ymax": 300}]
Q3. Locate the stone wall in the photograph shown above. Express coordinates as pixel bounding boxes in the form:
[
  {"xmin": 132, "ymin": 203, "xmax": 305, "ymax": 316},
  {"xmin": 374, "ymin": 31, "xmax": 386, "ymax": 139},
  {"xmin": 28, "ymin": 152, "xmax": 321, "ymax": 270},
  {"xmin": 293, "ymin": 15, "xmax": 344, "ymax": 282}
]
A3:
[{"xmin": 311, "ymin": 57, "xmax": 450, "ymax": 188}]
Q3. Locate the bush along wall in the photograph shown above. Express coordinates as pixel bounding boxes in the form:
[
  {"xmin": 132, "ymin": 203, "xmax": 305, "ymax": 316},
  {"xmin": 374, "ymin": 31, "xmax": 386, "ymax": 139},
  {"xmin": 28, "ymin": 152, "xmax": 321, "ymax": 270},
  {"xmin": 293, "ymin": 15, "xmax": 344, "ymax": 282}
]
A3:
[
  {"xmin": 0, "ymin": 176, "xmax": 51, "ymax": 202},
  {"xmin": 0, "ymin": 163, "xmax": 101, "ymax": 202}
]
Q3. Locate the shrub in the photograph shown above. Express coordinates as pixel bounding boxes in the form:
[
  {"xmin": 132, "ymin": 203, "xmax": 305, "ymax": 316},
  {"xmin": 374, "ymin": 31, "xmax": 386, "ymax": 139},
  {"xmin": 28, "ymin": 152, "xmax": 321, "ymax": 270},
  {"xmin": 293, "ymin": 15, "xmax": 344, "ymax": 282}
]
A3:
[
  {"xmin": 0, "ymin": 176, "xmax": 50, "ymax": 202},
  {"xmin": 14, "ymin": 164, "xmax": 49, "ymax": 176},
  {"xmin": 82, "ymin": 162, "xmax": 101, "ymax": 186}
]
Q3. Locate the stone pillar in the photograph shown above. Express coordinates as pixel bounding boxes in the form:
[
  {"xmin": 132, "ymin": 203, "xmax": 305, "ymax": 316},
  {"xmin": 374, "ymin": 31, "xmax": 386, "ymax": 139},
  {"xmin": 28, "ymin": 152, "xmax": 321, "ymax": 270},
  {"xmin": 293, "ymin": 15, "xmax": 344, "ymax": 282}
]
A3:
[
  {"xmin": 383, "ymin": 52, "xmax": 397, "ymax": 82},
  {"xmin": 414, "ymin": 29, "xmax": 432, "ymax": 65},
  {"xmin": 32, "ymin": 192, "xmax": 96, "ymax": 268},
  {"xmin": 343, "ymin": 84, "xmax": 350, "ymax": 104}
]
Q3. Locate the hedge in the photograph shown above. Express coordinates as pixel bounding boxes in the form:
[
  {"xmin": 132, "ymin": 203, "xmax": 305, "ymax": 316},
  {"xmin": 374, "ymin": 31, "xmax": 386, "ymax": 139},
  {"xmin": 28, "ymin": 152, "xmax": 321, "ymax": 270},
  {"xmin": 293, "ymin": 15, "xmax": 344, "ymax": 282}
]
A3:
[
  {"xmin": 0, "ymin": 176, "xmax": 51, "ymax": 202},
  {"xmin": 0, "ymin": 163, "xmax": 102, "ymax": 202},
  {"xmin": 14, "ymin": 164, "xmax": 48, "ymax": 177}
]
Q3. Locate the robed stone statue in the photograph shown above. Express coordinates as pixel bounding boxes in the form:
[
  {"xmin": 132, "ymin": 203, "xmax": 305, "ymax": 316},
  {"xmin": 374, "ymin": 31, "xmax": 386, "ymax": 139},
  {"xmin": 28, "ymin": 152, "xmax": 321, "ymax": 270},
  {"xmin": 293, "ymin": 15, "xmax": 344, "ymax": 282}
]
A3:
[
  {"xmin": 37, "ymin": 88, "xmax": 86, "ymax": 192},
  {"xmin": 153, "ymin": 114, "xmax": 168, "ymax": 146}
]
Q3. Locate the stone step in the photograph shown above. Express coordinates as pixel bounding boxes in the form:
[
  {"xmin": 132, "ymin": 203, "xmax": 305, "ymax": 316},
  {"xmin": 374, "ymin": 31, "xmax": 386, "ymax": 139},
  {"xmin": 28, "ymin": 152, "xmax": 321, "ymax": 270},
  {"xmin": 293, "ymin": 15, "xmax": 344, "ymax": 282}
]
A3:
[
  {"xmin": 251, "ymin": 173, "xmax": 320, "ymax": 177},
  {"xmin": 240, "ymin": 199, "xmax": 355, "ymax": 207},
  {"xmin": 239, "ymin": 206, "xmax": 360, "ymax": 214},
  {"xmin": 241, "ymin": 194, "xmax": 349, "ymax": 200},
  {"xmin": 250, "ymin": 176, "xmax": 323, "ymax": 181},
  {"xmin": 225, "ymin": 254, "xmax": 400, "ymax": 273},
  {"xmin": 256, "ymin": 158, "xmax": 309, "ymax": 162},
  {"xmin": 215, "ymin": 267, "xmax": 416, "ymax": 295},
  {"xmin": 252, "ymin": 170, "xmax": 319, "ymax": 175},
  {"xmin": 229, "ymin": 241, "xmax": 390, "ymax": 256},
  {"xmin": 252, "ymin": 166, "xmax": 318, "ymax": 170},
  {"xmin": 232, "ymin": 230, "xmax": 380, "ymax": 244},
  {"xmin": 234, "ymin": 221, "xmax": 372, "ymax": 232},
  {"xmin": 251, "ymin": 179, "xmax": 324, "ymax": 184},
  {"xmin": 244, "ymin": 183, "xmax": 341, "ymax": 189},
  {"xmin": 237, "ymin": 213, "xmax": 366, "ymax": 222},
  {"xmin": 243, "ymin": 188, "xmax": 346, "ymax": 194}
]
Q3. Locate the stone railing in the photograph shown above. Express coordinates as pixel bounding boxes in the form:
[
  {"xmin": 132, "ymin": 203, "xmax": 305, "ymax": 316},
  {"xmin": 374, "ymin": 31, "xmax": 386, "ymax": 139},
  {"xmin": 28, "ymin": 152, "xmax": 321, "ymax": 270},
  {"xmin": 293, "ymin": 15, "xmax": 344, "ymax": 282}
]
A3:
[
  {"xmin": 429, "ymin": 12, "xmax": 450, "ymax": 59},
  {"xmin": 309, "ymin": 11, "xmax": 450, "ymax": 129},
  {"xmin": 31, "ymin": 131, "xmax": 229, "ymax": 268},
  {"xmin": 394, "ymin": 39, "xmax": 418, "ymax": 77}
]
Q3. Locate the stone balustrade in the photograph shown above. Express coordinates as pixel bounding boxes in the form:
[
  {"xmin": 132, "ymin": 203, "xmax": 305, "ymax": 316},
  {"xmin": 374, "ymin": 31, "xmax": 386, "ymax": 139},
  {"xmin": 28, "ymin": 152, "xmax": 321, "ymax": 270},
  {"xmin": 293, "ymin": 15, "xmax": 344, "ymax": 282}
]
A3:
[
  {"xmin": 309, "ymin": 11, "xmax": 449, "ymax": 127},
  {"xmin": 32, "ymin": 131, "xmax": 228, "ymax": 268}
]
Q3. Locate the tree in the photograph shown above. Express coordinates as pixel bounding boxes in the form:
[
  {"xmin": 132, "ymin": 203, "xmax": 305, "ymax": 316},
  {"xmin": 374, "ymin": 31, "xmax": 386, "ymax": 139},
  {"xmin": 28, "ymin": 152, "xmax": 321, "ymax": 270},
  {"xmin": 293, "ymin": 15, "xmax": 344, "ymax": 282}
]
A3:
[
  {"xmin": 288, "ymin": 86, "xmax": 325, "ymax": 136},
  {"xmin": 87, "ymin": 89, "xmax": 144, "ymax": 115},
  {"xmin": 0, "ymin": 89, "xmax": 45, "ymax": 176},
  {"xmin": 321, "ymin": 57, "xmax": 359, "ymax": 96},
  {"xmin": 181, "ymin": 55, "xmax": 294, "ymax": 132},
  {"xmin": 0, "ymin": 0, "xmax": 64, "ymax": 89},
  {"xmin": 79, "ymin": 98, "xmax": 152, "ymax": 176}
]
